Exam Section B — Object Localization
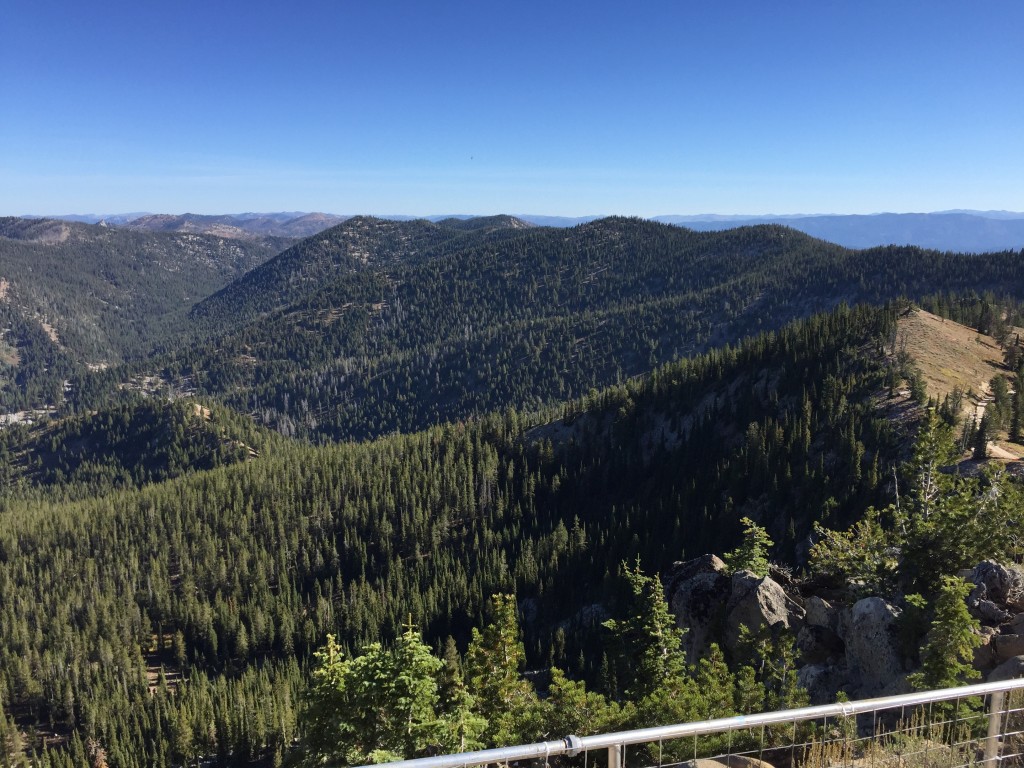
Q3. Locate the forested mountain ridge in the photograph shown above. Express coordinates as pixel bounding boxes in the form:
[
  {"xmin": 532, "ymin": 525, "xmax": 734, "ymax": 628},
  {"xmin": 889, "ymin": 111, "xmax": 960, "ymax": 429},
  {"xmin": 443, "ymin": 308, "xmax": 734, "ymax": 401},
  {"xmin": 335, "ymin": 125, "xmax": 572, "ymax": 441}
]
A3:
[
  {"xmin": 9, "ymin": 214, "xmax": 1024, "ymax": 444},
  {"xmin": 158, "ymin": 217, "xmax": 1024, "ymax": 441},
  {"xmin": 190, "ymin": 215, "xmax": 533, "ymax": 325},
  {"xmin": 0, "ymin": 218, "xmax": 288, "ymax": 410}
]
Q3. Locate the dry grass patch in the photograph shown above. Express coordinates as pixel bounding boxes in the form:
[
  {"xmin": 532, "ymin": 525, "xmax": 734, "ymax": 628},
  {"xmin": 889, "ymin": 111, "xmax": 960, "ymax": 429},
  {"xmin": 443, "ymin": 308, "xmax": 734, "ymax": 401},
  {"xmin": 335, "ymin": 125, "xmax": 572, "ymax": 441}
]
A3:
[{"xmin": 897, "ymin": 309, "xmax": 1005, "ymax": 423}]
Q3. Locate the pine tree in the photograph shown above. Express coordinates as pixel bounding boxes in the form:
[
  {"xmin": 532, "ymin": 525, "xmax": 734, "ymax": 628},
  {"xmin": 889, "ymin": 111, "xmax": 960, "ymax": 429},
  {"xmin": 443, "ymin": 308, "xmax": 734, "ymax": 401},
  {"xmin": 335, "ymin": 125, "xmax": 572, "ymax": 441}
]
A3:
[
  {"xmin": 301, "ymin": 626, "xmax": 470, "ymax": 765},
  {"xmin": 723, "ymin": 517, "xmax": 773, "ymax": 576},
  {"xmin": 603, "ymin": 560, "xmax": 690, "ymax": 703},
  {"xmin": 541, "ymin": 668, "xmax": 625, "ymax": 737},
  {"xmin": 464, "ymin": 595, "xmax": 541, "ymax": 746},
  {"xmin": 1011, "ymin": 364, "xmax": 1024, "ymax": 443},
  {"xmin": 908, "ymin": 576, "xmax": 982, "ymax": 690}
]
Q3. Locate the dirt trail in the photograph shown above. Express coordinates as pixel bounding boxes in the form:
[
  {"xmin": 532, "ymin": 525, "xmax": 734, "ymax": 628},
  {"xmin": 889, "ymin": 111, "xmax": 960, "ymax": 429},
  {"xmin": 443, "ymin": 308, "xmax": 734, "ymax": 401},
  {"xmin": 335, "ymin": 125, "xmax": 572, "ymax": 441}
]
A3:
[{"xmin": 988, "ymin": 443, "xmax": 1021, "ymax": 461}]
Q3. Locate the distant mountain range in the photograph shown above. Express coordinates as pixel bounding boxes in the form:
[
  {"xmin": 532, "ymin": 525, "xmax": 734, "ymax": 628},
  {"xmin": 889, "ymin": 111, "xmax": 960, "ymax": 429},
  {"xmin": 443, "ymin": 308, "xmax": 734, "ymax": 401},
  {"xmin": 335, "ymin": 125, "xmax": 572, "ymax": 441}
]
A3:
[
  {"xmin": 22, "ymin": 209, "xmax": 1024, "ymax": 253},
  {"xmin": 513, "ymin": 212, "xmax": 1024, "ymax": 253},
  {"xmin": 650, "ymin": 212, "xmax": 1024, "ymax": 253}
]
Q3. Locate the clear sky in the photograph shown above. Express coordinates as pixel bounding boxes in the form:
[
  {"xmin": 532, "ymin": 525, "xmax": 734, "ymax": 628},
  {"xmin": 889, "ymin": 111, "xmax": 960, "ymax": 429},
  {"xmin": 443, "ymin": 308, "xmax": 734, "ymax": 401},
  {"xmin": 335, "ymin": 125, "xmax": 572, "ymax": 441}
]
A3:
[{"xmin": 2, "ymin": 1, "xmax": 1022, "ymax": 217}]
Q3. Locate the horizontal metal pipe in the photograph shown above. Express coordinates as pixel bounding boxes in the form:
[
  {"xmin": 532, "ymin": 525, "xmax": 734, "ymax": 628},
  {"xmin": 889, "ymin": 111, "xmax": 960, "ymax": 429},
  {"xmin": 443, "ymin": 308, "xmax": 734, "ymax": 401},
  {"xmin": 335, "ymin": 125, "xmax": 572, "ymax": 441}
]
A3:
[
  {"xmin": 354, "ymin": 677, "xmax": 1024, "ymax": 768},
  {"xmin": 358, "ymin": 738, "xmax": 575, "ymax": 768},
  {"xmin": 578, "ymin": 678, "xmax": 1024, "ymax": 751}
]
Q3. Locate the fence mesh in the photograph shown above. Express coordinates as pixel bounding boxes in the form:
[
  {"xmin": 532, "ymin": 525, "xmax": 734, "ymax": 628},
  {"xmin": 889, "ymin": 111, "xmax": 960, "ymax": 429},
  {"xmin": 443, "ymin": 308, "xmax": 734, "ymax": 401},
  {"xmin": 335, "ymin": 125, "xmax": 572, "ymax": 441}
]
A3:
[
  {"xmin": 359, "ymin": 681, "xmax": 1024, "ymax": 768},
  {"xmin": 587, "ymin": 690, "xmax": 1024, "ymax": 768}
]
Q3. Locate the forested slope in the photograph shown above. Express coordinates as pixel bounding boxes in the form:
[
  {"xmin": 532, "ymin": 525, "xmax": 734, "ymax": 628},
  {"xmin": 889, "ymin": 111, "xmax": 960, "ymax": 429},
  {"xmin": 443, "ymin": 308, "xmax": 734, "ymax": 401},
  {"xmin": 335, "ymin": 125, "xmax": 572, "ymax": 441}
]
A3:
[
  {"xmin": 0, "ymin": 399, "xmax": 280, "ymax": 499},
  {"xmin": 0, "ymin": 218, "xmax": 288, "ymax": 410},
  {"xmin": 0, "ymin": 304, "xmax": 911, "ymax": 766}
]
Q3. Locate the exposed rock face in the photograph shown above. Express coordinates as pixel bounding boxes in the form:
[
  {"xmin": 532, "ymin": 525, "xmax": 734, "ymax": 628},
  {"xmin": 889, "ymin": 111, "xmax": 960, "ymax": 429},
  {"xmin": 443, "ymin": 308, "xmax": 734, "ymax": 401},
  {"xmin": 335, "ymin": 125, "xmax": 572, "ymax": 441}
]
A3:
[
  {"xmin": 664, "ymin": 555, "xmax": 731, "ymax": 661},
  {"xmin": 843, "ymin": 597, "xmax": 907, "ymax": 698},
  {"xmin": 974, "ymin": 626, "xmax": 999, "ymax": 671},
  {"xmin": 993, "ymin": 634, "xmax": 1024, "ymax": 663},
  {"xmin": 797, "ymin": 624, "xmax": 846, "ymax": 665},
  {"xmin": 724, "ymin": 570, "xmax": 805, "ymax": 653},
  {"xmin": 967, "ymin": 594, "xmax": 1012, "ymax": 624}
]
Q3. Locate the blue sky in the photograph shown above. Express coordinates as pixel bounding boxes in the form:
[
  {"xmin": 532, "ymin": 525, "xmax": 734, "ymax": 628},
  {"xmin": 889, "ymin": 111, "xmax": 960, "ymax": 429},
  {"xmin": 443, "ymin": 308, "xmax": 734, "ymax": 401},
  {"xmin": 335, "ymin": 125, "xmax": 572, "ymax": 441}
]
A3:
[{"xmin": 2, "ymin": 1, "xmax": 1022, "ymax": 216}]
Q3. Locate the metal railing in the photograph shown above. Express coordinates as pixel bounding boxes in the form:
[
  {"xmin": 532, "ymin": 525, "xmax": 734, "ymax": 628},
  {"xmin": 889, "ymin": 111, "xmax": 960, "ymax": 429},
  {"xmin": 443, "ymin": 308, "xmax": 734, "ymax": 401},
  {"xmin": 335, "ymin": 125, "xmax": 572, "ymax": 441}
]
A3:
[{"xmin": 359, "ymin": 678, "xmax": 1024, "ymax": 768}]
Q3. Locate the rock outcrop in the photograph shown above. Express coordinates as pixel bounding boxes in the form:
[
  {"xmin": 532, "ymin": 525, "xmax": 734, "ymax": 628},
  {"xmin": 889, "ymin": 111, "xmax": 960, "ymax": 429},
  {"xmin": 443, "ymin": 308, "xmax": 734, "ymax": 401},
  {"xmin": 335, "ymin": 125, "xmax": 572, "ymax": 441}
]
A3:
[
  {"xmin": 724, "ymin": 570, "xmax": 805, "ymax": 653},
  {"xmin": 843, "ymin": 597, "xmax": 908, "ymax": 698},
  {"xmin": 796, "ymin": 624, "xmax": 845, "ymax": 665},
  {"xmin": 989, "ymin": 655, "xmax": 1024, "ymax": 682},
  {"xmin": 665, "ymin": 555, "xmax": 1024, "ymax": 704},
  {"xmin": 665, "ymin": 557, "xmax": 809, "ymax": 660},
  {"xmin": 966, "ymin": 562, "xmax": 1024, "ymax": 677},
  {"xmin": 971, "ymin": 561, "xmax": 1024, "ymax": 610},
  {"xmin": 665, "ymin": 555, "xmax": 731, "ymax": 661}
]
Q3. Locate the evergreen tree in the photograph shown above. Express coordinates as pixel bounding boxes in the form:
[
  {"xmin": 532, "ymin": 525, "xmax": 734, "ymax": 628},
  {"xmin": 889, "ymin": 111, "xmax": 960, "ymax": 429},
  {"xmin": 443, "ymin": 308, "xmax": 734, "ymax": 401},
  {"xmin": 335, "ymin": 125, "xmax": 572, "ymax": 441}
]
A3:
[
  {"xmin": 464, "ymin": 595, "xmax": 541, "ymax": 747},
  {"xmin": 603, "ymin": 561, "xmax": 691, "ymax": 704},
  {"xmin": 541, "ymin": 668, "xmax": 625, "ymax": 737},
  {"xmin": 723, "ymin": 517, "xmax": 773, "ymax": 576},
  {"xmin": 974, "ymin": 413, "xmax": 991, "ymax": 460},
  {"xmin": 1012, "ymin": 364, "xmax": 1024, "ymax": 443},
  {"xmin": 810, "ymin": 508, "xmax": 898, "ymax": 596},
  {"xmin": 301, "ymin": 626, "xmax": 476, "ymax": 765},
  {"xmin": 907, "ymin": 577, "xmax": 982, "ymax": 690}
]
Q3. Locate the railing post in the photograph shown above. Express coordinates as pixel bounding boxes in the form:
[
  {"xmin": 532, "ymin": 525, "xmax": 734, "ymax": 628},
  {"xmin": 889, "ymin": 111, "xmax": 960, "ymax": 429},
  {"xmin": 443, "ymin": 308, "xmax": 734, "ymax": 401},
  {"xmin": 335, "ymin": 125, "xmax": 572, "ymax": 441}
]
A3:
[
  {"xmin": 608, "ymin": 744, "xmax": 623, "ymax": 768},
  {"xmin": 985, "ymin": 690, "xmax": 1005, "ymax": 768}
]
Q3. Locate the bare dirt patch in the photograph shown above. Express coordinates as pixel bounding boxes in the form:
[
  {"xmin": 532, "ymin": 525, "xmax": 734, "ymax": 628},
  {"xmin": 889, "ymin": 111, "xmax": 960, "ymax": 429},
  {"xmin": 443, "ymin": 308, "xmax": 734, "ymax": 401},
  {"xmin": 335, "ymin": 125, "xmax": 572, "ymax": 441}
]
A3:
[
  {"xmin": 0, "ymin": 339, "xmax": 18, "ymax": 367},
  {"xmin": 38, "ymin": 318, "xmax": 60, "ymax": 344},
  {"xmin": 902, "ymin": 309, "xmax": 1024, "ymax": 469}
]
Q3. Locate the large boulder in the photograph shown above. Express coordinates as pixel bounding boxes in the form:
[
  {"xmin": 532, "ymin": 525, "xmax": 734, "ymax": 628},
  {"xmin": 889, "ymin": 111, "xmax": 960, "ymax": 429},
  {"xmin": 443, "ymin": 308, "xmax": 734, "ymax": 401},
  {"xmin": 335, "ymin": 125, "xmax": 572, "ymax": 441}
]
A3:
[
  {"xmin": 970, "ymin": 561, "xmax": 1024, "ymax": 611},
  {"xmin": 664, "ymin": 554, "xmax": 732, "ymax": 661},
  {"xmin": 843, "ymin": 597, "xmax": 908, "ymax": 698},
  {"xmin": 974, "ymin": 626, "xmax": 999, "ymax": 672},
  {"xmin": 804, "ymin": 595, "xmax": 841, "ymax": 633},
  {"xmin": 967, "ymin": 592, "xmax": 1012, "ymax": 625},
  {"xmin": 992, "ymin": 634, "xmax": 1024, "ymax": 663},
  {"xmin": 989, "ymin": 655, "xmax": 1024, "ymax": 682},
  {"xmin": 724, "ymin": 570, "xmax": 805, "ymax": 653},
  {"xmin": 798, "ymin": 663, "xmax": 847, "ymax": 706}
]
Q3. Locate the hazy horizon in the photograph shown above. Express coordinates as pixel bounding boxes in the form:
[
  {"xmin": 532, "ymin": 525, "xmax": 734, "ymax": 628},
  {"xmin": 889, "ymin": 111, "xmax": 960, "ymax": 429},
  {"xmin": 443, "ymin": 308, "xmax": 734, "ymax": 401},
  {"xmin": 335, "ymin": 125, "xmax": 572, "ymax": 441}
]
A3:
[{"xmin": 17, "ymin": 209, "xmax": 1024, "ymax": 222}]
